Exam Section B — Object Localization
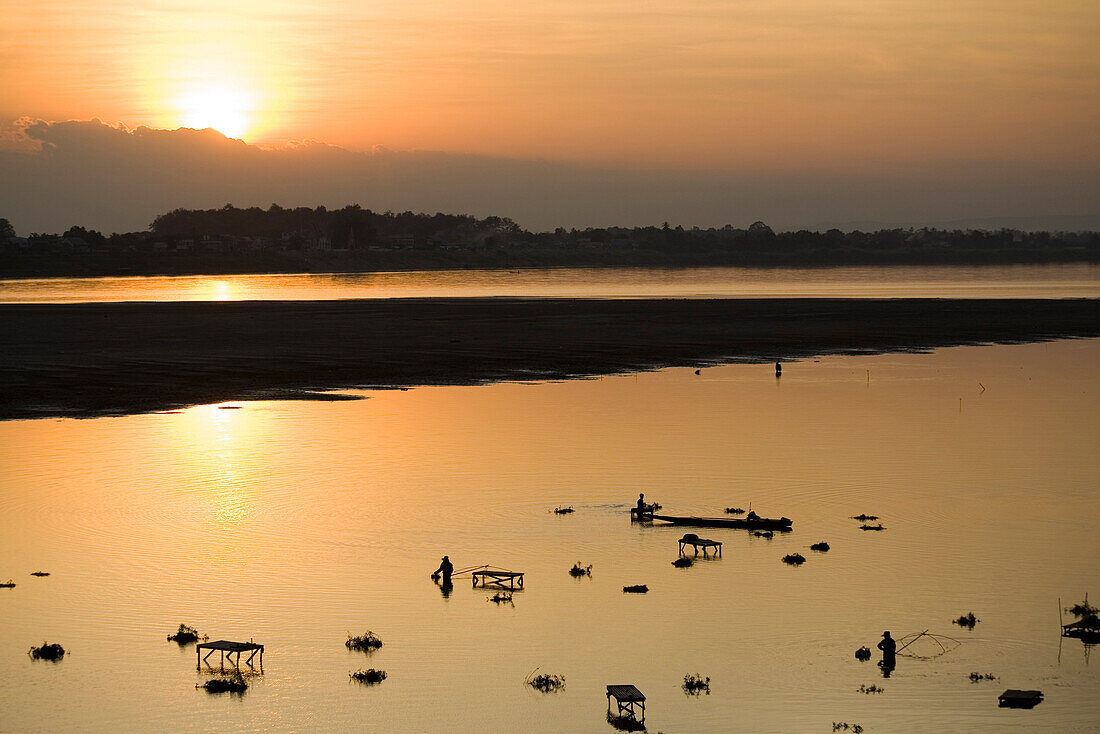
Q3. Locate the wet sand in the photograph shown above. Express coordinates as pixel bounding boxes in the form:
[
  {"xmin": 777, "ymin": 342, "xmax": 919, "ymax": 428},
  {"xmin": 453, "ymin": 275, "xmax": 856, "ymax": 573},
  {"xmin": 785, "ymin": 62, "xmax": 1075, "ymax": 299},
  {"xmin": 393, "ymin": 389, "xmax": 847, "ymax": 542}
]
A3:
[{"xmin": 2, "ymin": 297, "xmax": 1098, "ymax": 419}]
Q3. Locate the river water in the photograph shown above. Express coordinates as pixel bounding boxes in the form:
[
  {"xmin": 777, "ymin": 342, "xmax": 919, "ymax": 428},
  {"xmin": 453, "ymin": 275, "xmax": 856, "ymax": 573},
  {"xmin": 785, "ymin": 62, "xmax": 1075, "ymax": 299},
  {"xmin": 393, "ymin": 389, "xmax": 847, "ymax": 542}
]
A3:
[
  {"xmin": 2, "ymin": 335, "xmax": 1098, "ymax": 732},
  {"xmin": 2, "ymin": 263, "xmax": 1099, "ymax": 302}
]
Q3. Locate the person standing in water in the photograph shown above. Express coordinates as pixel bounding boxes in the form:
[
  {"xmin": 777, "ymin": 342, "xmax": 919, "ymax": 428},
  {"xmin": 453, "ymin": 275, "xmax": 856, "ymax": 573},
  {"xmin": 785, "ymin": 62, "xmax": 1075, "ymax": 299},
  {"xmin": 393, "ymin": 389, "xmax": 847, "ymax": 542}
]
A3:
[
  {"xmin": 877, "ymin": 631, "xmax": 896, "ymax": 673},
  {"xmin": 432, "ymin": 555, "xmax": 453, "ymax": 585}
]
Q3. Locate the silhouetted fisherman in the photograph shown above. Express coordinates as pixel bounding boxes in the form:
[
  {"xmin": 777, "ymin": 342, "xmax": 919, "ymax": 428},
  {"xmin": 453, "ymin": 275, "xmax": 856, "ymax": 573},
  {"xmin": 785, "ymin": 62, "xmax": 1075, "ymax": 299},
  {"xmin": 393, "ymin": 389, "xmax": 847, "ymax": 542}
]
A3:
[
  {"xmin": 877, "ymin": 631, "xmax": 896, "ymax": 672},
  {"xmin": 775, "ymin": 361, "xmax": 782, "ymax": 376},
  {"xmin": 637, "ymin": 493, "xmax": 647, "ymax": 513},
  {"xmin": 432, "ymin": 555, "xmax": 453, "ymax": 585}
]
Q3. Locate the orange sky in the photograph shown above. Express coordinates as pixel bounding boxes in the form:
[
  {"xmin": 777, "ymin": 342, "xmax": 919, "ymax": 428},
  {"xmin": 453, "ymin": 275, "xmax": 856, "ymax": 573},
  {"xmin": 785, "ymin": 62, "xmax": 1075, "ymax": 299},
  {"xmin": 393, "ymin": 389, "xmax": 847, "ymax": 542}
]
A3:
[{"xmin": 2, "ymin": 0, "xmax": 1097, "ymax": 171}]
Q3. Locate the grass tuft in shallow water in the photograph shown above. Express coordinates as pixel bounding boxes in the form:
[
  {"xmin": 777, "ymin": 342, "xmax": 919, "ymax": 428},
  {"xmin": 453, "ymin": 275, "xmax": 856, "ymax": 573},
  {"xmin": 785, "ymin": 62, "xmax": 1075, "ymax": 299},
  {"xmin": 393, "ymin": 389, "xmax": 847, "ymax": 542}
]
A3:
[
  {"xmin": 346, "ymin": 631, "xmax": 383, "ymax": 651},
  {"xmin": 527, "ymin": 672, "xmax": 566, "ymax": 693},
  {"xmin": 782, "ymin": 553, "xmax": 806, "ymax": 565},
  {"xmin": 672, "ymin": 557, "xmax": 693, "ymax": 568},
  {"xmin": 28, "ymin": 642, "xmax": 65, "ymax": 660},
  {"xmin": 623, "ymin": 585, "xmax": 648, "ymax": 594},
  {"xmin": 167, "ymin": 624, "xmax": 206, "ymax": 645},
  {"xmin": 350, "ymin": 668, "xmax": 387, "ymax": 685},
  {"xmin": 810, "ymin": 542, "xmax": 830, "ymax": 552},
  {"xmin": 683, "ymin": 673, "xmax": 710, "ymax": 695},
  {"xmin": 952, "ymin": 612, "xmax": 979, "ymax": 628},
  {"xmin": 569, "ymin": 562, "xmax": 592, "ymax": 577},
  {"xmin": 969, "ymin": 672, "xmax": 998, "ymax": 682},
  {"xmin": 201, "ymin": 672, "xmax": 247, "ymax": 693}
]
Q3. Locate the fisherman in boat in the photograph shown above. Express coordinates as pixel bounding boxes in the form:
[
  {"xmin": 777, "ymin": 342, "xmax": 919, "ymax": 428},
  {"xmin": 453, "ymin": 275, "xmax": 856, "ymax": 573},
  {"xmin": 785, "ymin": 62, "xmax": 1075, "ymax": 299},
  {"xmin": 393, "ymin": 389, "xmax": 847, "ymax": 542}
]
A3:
[
  {"xmin": 432, "ymin": 555, "xmax": 454, "ymax": 585},
  {"xmin": 636, "ymin": 493, "xmax": 647, "ymax": 514},
  {"xmin": 746, "ymin": 509, "xmax": 759, "ymax": 521},
  {"xmin": 877, "ymin": 631, "xmax": 896, "ymax": 675}
]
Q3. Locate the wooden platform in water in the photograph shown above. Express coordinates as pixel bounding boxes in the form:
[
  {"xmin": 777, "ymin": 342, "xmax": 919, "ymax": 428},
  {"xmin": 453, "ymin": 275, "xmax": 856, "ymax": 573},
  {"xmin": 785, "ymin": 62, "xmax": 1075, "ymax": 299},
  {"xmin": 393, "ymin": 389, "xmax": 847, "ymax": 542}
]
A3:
[{"xmin": 197, "ymin": 640, "xmax": 264, "ymax": 669}]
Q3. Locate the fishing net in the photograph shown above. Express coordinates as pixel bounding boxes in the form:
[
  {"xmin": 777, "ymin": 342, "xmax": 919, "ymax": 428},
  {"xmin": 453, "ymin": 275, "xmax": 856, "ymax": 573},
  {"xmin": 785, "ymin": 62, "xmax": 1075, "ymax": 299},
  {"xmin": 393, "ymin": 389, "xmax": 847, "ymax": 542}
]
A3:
[{"xmin": 895, "ymin": 631, "xmax": 961, "ymax": 659}]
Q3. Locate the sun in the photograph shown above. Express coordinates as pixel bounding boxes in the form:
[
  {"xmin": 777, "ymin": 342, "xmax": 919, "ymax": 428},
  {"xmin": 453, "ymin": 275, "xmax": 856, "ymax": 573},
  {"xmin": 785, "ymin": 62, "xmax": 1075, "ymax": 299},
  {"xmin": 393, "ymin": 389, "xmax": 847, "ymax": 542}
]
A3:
[{"xmin": 178, "ymin": 85, "xmax": 255, "ymax": 139}]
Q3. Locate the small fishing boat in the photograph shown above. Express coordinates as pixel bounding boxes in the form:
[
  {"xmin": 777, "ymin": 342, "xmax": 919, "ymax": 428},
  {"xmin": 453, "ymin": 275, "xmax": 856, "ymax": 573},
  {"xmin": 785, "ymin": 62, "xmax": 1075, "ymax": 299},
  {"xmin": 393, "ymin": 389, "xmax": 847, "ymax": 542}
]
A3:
[{"xmin": 646, "ymin": 513, "xmax": 792, "ymax": 531}]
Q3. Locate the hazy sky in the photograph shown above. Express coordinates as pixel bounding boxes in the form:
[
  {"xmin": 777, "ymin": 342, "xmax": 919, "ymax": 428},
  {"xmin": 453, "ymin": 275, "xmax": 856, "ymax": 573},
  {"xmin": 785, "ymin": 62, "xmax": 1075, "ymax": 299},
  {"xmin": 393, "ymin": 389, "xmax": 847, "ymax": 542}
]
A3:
[{"xmin": 1, "ymin": 0, "xmax": 1098, "ymax": 231}]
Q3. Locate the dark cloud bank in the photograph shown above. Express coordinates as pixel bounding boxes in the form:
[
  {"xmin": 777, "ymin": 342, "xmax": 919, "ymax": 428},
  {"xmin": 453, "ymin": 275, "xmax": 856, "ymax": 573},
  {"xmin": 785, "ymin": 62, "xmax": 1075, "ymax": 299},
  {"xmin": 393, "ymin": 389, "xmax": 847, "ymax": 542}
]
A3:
[{"xmin": 2, "ymin": 119, "xmax": 1097, "ymax": 235}]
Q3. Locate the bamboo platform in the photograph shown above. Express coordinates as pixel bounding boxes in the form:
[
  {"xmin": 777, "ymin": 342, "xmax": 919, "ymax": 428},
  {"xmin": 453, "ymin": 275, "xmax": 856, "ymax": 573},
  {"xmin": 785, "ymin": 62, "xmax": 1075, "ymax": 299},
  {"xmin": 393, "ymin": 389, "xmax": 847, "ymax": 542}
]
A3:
[{"xmin": 196, "ymin": 640, "xmax": 264, "ymax": 670}]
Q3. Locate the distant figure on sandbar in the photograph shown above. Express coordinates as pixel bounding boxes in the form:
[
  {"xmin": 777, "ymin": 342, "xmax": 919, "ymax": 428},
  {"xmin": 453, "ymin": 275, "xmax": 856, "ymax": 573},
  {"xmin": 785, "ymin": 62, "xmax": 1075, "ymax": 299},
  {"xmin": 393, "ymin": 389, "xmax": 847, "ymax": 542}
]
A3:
[
  {"xmin": 775, "ymin": 361, "xmax": 782, "ymax": 376},
  {"xmin": 877, "ymin": 631, "xmax": 896, "ymax": 675},
  {"xmin": 432, "ymin": 555, "xmax": 453, "ymax": 585}
]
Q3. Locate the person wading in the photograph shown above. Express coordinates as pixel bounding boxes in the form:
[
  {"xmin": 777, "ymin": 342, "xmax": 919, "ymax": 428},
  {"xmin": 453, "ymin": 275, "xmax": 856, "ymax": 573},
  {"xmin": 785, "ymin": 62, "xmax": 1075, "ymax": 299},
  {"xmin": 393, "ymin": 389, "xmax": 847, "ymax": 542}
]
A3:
[{"xmin": 432, "ymin": 555, "xmax": 453, "ymax": 585}]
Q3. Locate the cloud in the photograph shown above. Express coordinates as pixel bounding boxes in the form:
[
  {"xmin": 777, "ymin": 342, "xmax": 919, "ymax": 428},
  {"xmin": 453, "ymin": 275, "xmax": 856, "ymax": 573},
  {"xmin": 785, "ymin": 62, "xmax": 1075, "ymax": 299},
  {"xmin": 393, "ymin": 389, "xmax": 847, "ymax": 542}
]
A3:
[{"xmin": 1, "ymin": 119, "xmax": 1097, "ymax": 235}]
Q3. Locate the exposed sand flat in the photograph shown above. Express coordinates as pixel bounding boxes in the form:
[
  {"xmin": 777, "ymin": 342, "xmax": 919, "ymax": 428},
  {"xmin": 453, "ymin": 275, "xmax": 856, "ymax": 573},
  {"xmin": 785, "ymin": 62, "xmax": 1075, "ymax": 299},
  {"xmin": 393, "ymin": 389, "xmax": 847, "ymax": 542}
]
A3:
[{"xmin": 2, "ymin": 297, "xmax": 1097, "ymax": 419}]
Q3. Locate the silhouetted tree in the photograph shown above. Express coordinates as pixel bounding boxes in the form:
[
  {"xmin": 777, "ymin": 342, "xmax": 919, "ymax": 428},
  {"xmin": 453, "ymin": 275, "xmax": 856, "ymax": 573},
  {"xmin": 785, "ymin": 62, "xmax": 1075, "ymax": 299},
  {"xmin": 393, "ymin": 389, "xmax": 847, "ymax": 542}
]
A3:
[{"xmin": 0, "ymin": 218, "xmax": 15, "ymax": 239}]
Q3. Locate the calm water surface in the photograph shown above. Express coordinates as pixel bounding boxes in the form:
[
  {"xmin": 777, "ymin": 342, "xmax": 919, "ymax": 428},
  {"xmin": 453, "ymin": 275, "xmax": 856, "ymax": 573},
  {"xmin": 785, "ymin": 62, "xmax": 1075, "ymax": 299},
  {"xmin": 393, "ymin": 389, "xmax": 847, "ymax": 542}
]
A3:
[
  {"xmin": 2, "ymin": 263, "xmax": 1099, "ymax": 302},
  {"xmin": 1, "ymin": 339, "xmax": 1098, "ymax": 732}
]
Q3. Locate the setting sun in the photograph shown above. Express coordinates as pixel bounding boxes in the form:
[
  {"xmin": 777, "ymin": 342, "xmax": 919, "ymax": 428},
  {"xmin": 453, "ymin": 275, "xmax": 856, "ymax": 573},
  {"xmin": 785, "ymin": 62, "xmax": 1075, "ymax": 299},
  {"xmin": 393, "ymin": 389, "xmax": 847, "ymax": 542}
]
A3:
[{"xmin": 177, "ymin": 85, "xmax": 254, "ymax": 139}]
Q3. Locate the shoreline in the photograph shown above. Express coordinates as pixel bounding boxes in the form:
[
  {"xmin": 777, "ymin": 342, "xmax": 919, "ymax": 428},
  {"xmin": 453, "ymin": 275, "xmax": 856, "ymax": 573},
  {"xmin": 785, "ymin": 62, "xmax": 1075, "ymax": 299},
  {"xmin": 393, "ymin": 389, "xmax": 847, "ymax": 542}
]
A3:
[{"xmin": 3, "ymin": 297, "xmax": 1098, "ymax": 420}]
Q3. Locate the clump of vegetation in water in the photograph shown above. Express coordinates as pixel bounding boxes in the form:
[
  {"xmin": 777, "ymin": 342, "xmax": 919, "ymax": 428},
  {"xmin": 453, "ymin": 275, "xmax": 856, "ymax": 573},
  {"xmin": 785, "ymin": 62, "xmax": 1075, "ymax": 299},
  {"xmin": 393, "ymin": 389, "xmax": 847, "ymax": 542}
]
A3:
[
  {"xmin": 1066, "ymin": 598, "xmax": 1098, "ymax": 619},
  {"xmin": 952, "ymin": 612, "xmax": 979, "ymax": 628},
  {"xmin": 30, "ymin": 571, "xmax": 50, "ymax": 577},
  {"xmin": 568, "ymin": 562, "xmax": 592, "ymax": 577},
  {"xmin": 833, "ymin": 723, "xmax": 864, "ymax": 733},
  {"xmin": 810, "ymin": 542, "xmax": 830, "ymax": 552},
  {"xmin": 725, "ymin": 507, "xmax": 745, "ymax": 515},
  {"xmin": 28, "ymin": 642, "xmax": 65, "ymax": 660},
  {"xmin": 969, "ymin": 672, "xmax": 998, "ymax": 682},
  {"xmin": 346, "ymin": 631, "xmax": 383, "ymax": 652},
  {"xmin": 683, "ymin": 673, "xmax": 711, "ymax": 695},
  {"xmin": 167, "ymin": 624, "xmax": 207, "ymax": 645},
  {"xmin": 0, "ymin": 579, "xmax": 14, "ymax": 588},
  {"xmin": 672, "ymin": 557, "xmax": 693, "ymax": 568},
  {"xmin": 858, "ymin": 683, "xmax": 884, "ymax": 694},
  {"xmin": 527, "ymin": 671, "xmax": 566, "ymax": 693},
  {"xmin": 753, "ymin": 530, "xmax": 773, "ymax": 538},
  {"xmin": 782, "ymin": 553, "xmax": 806, "ymax": 565},
  {"xmin": 350, "ymin": 668, "xmax": 387, "ymax": 685},
  {"xmin": 488, "ymin": 591, "xmax": 513, "ymax": 604},
  {"xmin": 553, "ymin": 506, "xmax": 574, "ymax": 514},
  {"xmin": 854, "ymin": 646, "xmax": 871, "ymax": 661},
  {"xmin": 859, "ymin": 524, "xmax": 885, "ymax": 531},
  {"xmin": 201, "ymin": 672, "xmax": 247, "ymax": 693},
  {"xmin": 851, "ymin": 514, "xmax": 878, "ymax": 521},
  {"xmin": 623, "ymin": 585, "xmax": 648, "ymax": 594}
]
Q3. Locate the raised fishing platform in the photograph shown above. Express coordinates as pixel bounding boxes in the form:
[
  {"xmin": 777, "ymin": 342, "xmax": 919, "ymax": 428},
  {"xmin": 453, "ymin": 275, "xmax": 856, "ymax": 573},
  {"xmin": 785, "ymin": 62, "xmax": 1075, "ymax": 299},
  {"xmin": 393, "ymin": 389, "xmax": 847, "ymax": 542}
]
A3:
[{"xmin": 196, "ymin": 640, "xmax": 264, "ymax": 670}]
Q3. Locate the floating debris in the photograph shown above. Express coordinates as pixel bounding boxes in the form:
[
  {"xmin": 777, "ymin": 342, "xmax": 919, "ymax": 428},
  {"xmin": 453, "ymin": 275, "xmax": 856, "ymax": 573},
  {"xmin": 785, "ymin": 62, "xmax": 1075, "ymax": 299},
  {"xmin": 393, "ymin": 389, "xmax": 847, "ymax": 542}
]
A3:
[
  {"xmin": 998, "ymin": 689, "xmax": 1043, "ymax": 709},
  {"xmin": 858, "ymin": 683, "xmax": 884, "ymax": 694},
  {"xmin": 346, "ymin": 631, "xmax": 383, "ymax": 652},
  {"xmin": 30, "ymin": 571, "xmax": 50, "ymax": 577},
  {"xmin": 488, "ymin": 591, "xmax": 513, "ymax": 604},
  {"xmin": 859, "ymin": 524, "xmax": 885, "ymax": 531},
  {"xmin": 167, "ymin": 624, "xmax": 207, "ymax": 645},
  {"xmin": 753, "ymin": 530, "xmax": 774, "ymax": 538},
  {"xmin": 782, "ymin": 553, "xmax": 806, "ymax": 565},
  {"xmin": 672, "ymin": 557, "xmax": 693, "ymax": 568},
  {"xmin": 28, "ymin": 642, "xmax": 66, "ymax": 661},
  {"xmin": 810, "ymin": 542, "xmax": 830, "ymax": 552},
  {"xmin": 569, "ymin": 562, "xmax": 592, "ymax": 577},
  {"xmin": 350, "ymin": 668, "xmax": 387, "ymax": 685},
  {"xmin": 851, "ymin": 515, "xmax": 878, "ymax": 521},
  {"xmin": 201, "ymin": 672, "xmax": 247, "ymax": 693},
  {"xmin": 553, "ymin": 506, "xmax": 575, "ymax": 514},
  {"xmin": 527, "ymin": 672, "xmax": 566, "ymax": 693},
  {"xmin": 832, "ymin": 724, "xmax": 864, "ymax": 733},
  {"xmin": 623, "ymin": 585, "xmax": 649, "ymax": 594},
  {"xmin": 682, "ymin": 673, "xmax": 711, "ymax": 695},
  {"xmin": 725, "ymin": 507, "xmax": 745, "ymax": 515},
  {"xmin": 953, "ymin": 612, "xmax": 979, "ymax": 629},
  {"xmin": 0, "ymin": 579, "xmax": 14, "ymax": 588},
  {"xmin": 969, "ymin": 672, "xmax": 998, "ymax": 682},
  {"xmin": 854, "ymin": 646, "xmax": 871, "ymax": 661}
]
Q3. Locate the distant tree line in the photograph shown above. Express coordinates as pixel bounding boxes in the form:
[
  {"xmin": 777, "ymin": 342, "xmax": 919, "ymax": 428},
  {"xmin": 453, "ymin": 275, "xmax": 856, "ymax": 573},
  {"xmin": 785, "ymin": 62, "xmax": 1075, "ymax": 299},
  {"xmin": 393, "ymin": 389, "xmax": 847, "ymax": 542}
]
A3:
[{"xmin": 1, "ymin": 207, "xmax": 1098, "ymax": 279}]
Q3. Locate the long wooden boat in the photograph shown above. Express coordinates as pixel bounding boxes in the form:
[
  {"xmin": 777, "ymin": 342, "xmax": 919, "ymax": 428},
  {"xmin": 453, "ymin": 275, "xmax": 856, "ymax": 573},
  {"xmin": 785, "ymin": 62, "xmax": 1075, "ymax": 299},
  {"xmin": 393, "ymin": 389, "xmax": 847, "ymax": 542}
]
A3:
[{"xmin": 647, "ymin": 513, "xmax": 793, "ymax": 531}]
